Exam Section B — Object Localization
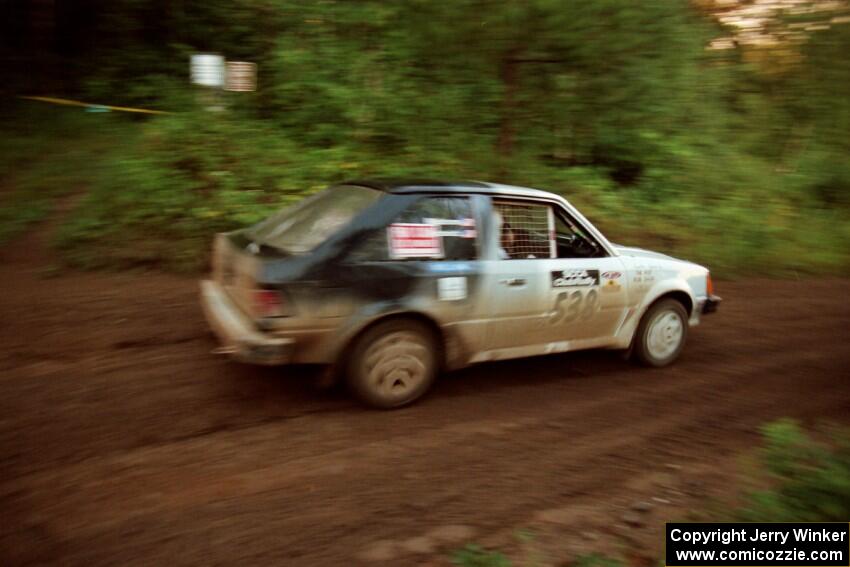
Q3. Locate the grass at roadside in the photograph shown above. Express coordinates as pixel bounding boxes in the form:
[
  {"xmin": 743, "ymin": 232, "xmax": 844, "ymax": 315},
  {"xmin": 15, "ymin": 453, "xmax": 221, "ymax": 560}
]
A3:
[
  {"xmin": 452, "ymin": 545, "xmax": 513, "ymax": 567},
  {"xmin": 0, "ymin": 104, "xmax": 143, "ymax": 244},
  {"xmin": 2, "ymin": 103, "xmax": 849, "ymax": 275}
]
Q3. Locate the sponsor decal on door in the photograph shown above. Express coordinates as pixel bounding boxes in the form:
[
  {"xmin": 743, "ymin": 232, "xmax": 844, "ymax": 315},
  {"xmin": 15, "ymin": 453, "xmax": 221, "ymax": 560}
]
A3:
[
  {"xmin": 601, "ymin": 270, "xmax": 623, "ymax": 292},
  {"xmin": 552, "ymin": 269, "xmax": 599, "ymax": 288}
]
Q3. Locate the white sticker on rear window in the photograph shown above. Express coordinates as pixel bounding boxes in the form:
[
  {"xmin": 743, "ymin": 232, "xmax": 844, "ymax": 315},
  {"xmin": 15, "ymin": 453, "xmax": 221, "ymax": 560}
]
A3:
[
  {"xmin": 388, "ymin": 223, "xmax": 443, "ymax": 259},
  {"xmin": 437, "ymin": 277, "xmax": 467, "ymax": 301},
  {"xmin": 424, "ymin": 217, "xmax": 477, "ymax": 239}
]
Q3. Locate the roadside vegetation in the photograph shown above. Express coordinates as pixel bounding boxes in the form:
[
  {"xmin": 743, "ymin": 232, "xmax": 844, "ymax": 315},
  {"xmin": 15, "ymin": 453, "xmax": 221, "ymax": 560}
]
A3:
[
  {"xmin": 1, "ymin": 1, "xmax": 848, "ymax": 275},
  {"xmin": 450, "ymin": 419, "xmax": 850, "ymax": 566},
  {"xmin": 0, "ymin": 105, "xmax": 138, "ymax": 245},
  {"xmin": 737, "ymin": 419, "xmax": 850, "ymax": 522}
]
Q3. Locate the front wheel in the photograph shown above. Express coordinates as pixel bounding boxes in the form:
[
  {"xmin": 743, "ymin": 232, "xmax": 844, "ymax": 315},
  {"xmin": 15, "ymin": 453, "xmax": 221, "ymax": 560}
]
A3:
[
  {"xmin": 346, "ymin": 319, "xmax": 439, "ymax": 409},
  {"xmin": 633, "ymin": 299, "xmax": 688, "ymax": 367}
]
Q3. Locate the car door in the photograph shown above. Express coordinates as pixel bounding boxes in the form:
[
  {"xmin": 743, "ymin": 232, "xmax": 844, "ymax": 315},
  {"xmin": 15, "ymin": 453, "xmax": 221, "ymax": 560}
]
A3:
[
  {"xmin": 541, "ymin": 206, "xmax": 629, "ymax": 343},
  {"xmin": 482, "ymin": 198, "xmax": 629, "ymax": 352},
  {"xmin": 479, "ymin": 199, "xmax": 552, "ymax": 351}
]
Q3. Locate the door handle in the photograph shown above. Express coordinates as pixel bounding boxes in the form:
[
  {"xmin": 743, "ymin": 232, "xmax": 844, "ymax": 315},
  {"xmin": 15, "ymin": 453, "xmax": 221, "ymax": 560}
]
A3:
[{"xmin": 499, "ymin": 277, "xmax": 527, "ymax": 286}]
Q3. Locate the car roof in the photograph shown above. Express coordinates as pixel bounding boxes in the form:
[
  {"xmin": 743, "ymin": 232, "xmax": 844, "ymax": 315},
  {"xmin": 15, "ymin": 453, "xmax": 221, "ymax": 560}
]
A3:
[{"xmin": 343, "ymin": 179, "xmax": 561, "ymax": 201}]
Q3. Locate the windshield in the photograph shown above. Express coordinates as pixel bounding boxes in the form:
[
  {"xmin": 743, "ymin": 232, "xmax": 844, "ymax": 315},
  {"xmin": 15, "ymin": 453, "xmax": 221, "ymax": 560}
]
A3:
[{"xmin": 248, "ymin": 185, "xmax": 383, "ymax": 253}]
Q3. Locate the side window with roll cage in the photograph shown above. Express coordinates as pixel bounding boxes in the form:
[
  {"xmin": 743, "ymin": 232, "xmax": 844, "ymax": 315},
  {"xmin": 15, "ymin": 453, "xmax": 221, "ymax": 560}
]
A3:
[
  {"xmin": 492, "ymin": 201, "xmax": 553, "ymax": 259},
  {"xmin": 492, "ymin": 199, "xmax": 606, "ymax": 260}
]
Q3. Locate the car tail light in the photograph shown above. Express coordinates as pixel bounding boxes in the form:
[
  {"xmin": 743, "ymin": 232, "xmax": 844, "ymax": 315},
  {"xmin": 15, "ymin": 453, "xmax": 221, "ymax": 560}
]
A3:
[
  {"xmin": 252, "ymin": 288, "xmax": 286, "ymax": 318},
  {"xmin": 706, "ymin": 272, "xmax": 715, "ymax": 296}
]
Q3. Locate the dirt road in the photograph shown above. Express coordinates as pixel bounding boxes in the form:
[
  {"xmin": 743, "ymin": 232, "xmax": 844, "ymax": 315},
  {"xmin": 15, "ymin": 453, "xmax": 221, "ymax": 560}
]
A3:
[{"xmin": 1, "ymin": 226, "xmax": 849, "ymax": 566}]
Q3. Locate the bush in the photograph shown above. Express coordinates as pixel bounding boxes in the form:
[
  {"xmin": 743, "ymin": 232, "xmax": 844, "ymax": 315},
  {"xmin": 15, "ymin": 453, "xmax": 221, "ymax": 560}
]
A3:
[
  {"xmin": 3, "ymin": 104, "xmax": 848, "ymax": 275},
  {"xmin": 739, "ymin": 419, "xmax": 850, "ymax": 522},
  {"xmin": 451, "ymin": 544, "xmax": 513, "ymax": 567},
  {"xmin": 0, "ymin": 104, "xmax": 137, "ymax": 244},
  {"xmin": 52, "ymin": 109, "xmax": 498, "ymax": 271}
]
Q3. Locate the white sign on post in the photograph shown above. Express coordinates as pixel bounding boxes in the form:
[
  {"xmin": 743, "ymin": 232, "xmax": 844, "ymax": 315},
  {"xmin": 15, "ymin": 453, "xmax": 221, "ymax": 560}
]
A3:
[
  {"xmin": 190, "ymin": 54, "xmax": 225, "ymax": 88},
  {"xmin": 225, "ymin": 62, "xmax": 257, "ymax": 92}
]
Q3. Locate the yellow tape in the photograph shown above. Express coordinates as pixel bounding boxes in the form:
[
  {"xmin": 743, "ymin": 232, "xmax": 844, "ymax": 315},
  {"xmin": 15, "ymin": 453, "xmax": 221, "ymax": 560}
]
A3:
[{"xmin": 18, "ymin": 95, "xmax": 169, "ymax": 115}]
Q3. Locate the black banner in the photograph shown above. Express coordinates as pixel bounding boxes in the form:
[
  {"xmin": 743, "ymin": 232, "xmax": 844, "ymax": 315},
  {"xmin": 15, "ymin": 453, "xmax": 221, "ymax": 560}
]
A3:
[{"xmin": 666, "ymin": 523, "xmax": 849, "ymax": 566}]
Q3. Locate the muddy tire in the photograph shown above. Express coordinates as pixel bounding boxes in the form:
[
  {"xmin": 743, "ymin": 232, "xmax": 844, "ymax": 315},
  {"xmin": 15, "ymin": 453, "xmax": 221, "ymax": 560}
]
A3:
[
  {"xmin": 633, "ymin": 298, "xmax": 688, "ymax": 367},
  {"xmin": 346, "ymin": 319, "xmax": 439, "ymax": 409}
]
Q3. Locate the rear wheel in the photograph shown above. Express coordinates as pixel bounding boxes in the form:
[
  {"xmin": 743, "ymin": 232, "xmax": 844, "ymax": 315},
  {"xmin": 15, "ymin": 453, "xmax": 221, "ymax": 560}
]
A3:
[
  {"xmin": 633, "ymin": 299, "xmax": 688, "ymax": 367},
  {"xmin": 346, "ymin": 319, "xmax": 439, "ymax": 409}
]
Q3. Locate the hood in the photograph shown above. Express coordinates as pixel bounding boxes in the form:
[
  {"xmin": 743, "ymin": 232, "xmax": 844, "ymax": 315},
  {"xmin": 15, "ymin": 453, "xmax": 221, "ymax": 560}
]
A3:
[{"xmin": 612, "ymin": 245, "xmax": 676, "ymax": 261}]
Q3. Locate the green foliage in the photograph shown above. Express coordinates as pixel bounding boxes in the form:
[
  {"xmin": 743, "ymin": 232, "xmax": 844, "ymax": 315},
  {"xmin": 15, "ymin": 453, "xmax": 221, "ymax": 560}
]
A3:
[
  {"xmin": 452, "ymin": 544, "xmax": 513, "ymax": 567},
  {"xmin": 739, "ymin": 419, "xmax": 850, "ymax": 522},
  {"xmin": 2, "ymin": 2, "xmax": 848, "ymax": 274},
  {"xmin": 50, "ymin": 107, "xmax": 485, "ymax": 271},
  {"xmin": 2, "ymin": 99, "xmax": 846, "ymax": 275},
  {"xmin": 55, "ymin": 111, "xmax": 308, "ymax": 271},
  {"xmin": 0, "ymin": 105, "xmax": 136, "ymax": 244}
]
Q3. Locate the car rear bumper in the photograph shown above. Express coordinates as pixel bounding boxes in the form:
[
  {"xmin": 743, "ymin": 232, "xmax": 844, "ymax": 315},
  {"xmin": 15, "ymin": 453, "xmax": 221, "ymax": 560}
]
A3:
[{"xmin": 200, "ymin": 280, "xmax": 294, "ymax": 365}]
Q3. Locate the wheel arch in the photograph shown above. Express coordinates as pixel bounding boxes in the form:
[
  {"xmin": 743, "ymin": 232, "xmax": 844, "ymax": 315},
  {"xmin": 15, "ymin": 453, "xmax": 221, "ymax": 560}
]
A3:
[
  {"xmin": 337, "ymin": 311, "xmax": 448, "ymax": 372},
  {"xmin": 630, "ymin": 290, "xmax": 691, "ymax": 366},
  {"xmin": 614, "ymin": 281, "xmax": 696, "ymax": 350},
  {"xmin": 650, "ymin": 289, "xmax": 693, "ymax": 317}
]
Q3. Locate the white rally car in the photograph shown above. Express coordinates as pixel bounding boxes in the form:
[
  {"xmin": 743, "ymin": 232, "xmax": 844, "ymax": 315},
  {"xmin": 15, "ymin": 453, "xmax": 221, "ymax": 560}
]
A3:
[{"xmin": 201, "ymin": 180, "xmax": 721, "ymax": 408}]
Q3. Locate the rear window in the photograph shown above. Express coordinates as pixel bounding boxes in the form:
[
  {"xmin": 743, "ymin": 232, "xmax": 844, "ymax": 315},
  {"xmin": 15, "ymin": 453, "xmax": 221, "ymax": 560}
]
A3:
[
  {"xmin": 248, "ymin": 185, "xmax": 382, "ymax": 253},
  {"xmin": 350, "ymin": 196, "xmax": 477, "ymax": 261}
]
